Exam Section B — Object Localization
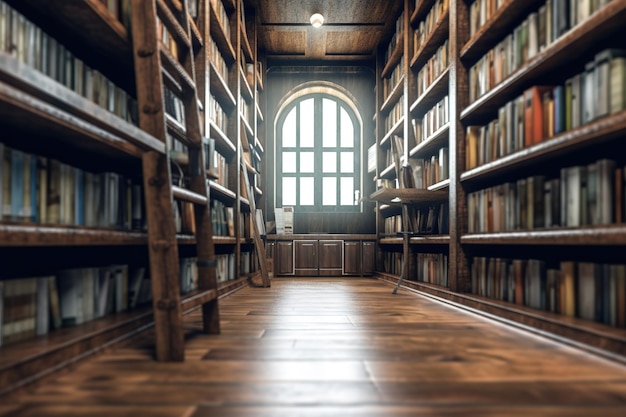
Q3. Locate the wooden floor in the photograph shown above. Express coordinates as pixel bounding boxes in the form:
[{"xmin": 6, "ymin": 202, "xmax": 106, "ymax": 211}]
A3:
[{"xmin": 2, "ymin": 277, "xmax": 626, "ymax": 416}]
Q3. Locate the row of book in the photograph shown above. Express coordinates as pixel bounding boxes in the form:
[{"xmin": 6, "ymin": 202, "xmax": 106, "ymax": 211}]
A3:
[
  {"xmin": 384, "ymin": 9, "xmax": 405, "ymax": 67},
  {"xmin": 1, "ymin": 143, "xmax": 144, "ymax": 230},
  {"xmin": 412, "ymin": 95, "xmax": 449, "ymax": 146},
  {"xmin": 468, "ymin": 0, "xmax": 613, "ymax": 103},
  {"xmin": 164, "ymin": 86, "xmax": 186, "ymax": 128},
  {"xmin": 413, "ymin": 0, "xmax": 449, "ymax": 58},
  {"xmin": 470, "ymin": 256, "xmax": 626, "ymax": 328},
  {"xmin": 0, "ymin": 264, "xmax": 151, "ymax": 347},
  {"xmin": 157, "ymin": 16, "xmax": 180, "ymax": 60},
  {"xmin": 467, "ymin": 158, "xmax": 622, "ymax": 233},
  {"xmin": 210, "ymin": 0, "xmax": 231, "ymax": 45},
  {"xmin": 97, "ymin": 0, "xmax": 131, "ymax": 29},
  {"xmin": 383, "ymin": 55, "xmax": 405, "ymax": 103},
  {"xmin": 0, "ymin": 2, "xmax": 138, "ymax": 125},
  {"xmin": 469, "ymin": 0, "xmax": 505, "ymax": 38},
  {"xmin": 414, "ymin": 252, "xmax": 448, "ymax": 287},
  {"xmin": 209, "ymin": 37, "xmax": 229, "ymax": 83},
  {"xmin": 382, "ymin": 250, "xmax": 404, "ymax": 276},
  {"xmin": 385, "ymin": 95, "xmax": 404, "ymax": 133},
  {"xmin": 466, "ymin": 49, "xmax": 626, "ymax": 170},
  {"xmin": 409, "ymin": 147, "xmax": 449, "ymax": 189},
  {"xmin": 415, "ymin": 40, "xmax": 448, "ymax": 98},
  {"xmin": 384, "ymin": 203, "xmax": 449, "ymax": 235},
  {"xmin": 208, "ymin": 94, "xmax": 229, "ymax": 134}
]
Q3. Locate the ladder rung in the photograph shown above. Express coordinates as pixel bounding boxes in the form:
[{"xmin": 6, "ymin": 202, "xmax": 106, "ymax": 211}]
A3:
[
  {"xmin": 156, "ymin": 0, "xmax": 191, "ymax": 51},
  {"xmin": 172, "ymin": 185, "xmax": 208, "ymax": 205},
  {"xmin": 160, "ymin": 48, "xmax": 196, "ymax": 95},
  {"xmin": 181, "ymin": 289, "xmax": 217, "ymax": 311}
]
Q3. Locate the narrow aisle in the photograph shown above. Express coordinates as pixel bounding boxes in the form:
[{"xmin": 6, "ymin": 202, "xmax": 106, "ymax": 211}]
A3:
[{"xmin": 3, "ymin": 278, "xmax": 626, "ymax": 416}]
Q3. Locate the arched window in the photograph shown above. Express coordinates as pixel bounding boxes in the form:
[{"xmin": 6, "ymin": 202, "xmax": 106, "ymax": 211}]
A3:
[{"xmin": 276, "ymin": 92, "xmax": 361, "ymax": 213}]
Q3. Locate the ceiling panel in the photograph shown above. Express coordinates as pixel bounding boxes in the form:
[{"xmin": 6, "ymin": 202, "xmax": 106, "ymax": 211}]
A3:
[{"xmin": 252, "ymin": 0, "xmax": 403, "ymax": 62}]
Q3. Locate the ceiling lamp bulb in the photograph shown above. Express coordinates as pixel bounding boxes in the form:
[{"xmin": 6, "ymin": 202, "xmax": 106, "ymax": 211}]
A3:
[{"xmin": 310, "ymin": 13, "xmax": 324, "ymax": 28}]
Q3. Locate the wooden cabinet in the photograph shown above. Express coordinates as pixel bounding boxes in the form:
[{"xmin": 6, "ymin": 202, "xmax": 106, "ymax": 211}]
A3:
[
  {"xmin": 276, "ymin": 241, "xmax": 294, "ymax": 275},
  {"xmin": 319, "ymin": 240, "xmax": 343, "ymax": 276},
  {"xmin": 362, "ymin": 241, "xmax": 376, "ymax": 275},
  {"xmin": 294, "ymin": 240, "xmax": 318, "ymax": 276},
  {"xmin": 268, "ymin": 236, "xmax": 376, "ymax": 277},
  {"xmin": 343, "ymin": 241, "xmax": 361, "ymax": 275},
  {"xmin": 344, "ymin": 240, "xmax": 376, "ymax": 276}
]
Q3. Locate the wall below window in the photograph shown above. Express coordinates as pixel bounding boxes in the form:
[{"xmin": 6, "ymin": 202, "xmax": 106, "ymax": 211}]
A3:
[{"xmin": 265, "ymin": 66, "xmax": 377, "ymax": 234}]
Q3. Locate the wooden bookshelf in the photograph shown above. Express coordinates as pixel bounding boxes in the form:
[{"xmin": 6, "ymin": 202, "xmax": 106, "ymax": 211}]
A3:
[
  {"xmin": 0, "ymin": 0, "xmax": 267, "ymax": 393},
  {"xmin": 373, "ymin": 0, "xmax": 626, "ymax": 360}
]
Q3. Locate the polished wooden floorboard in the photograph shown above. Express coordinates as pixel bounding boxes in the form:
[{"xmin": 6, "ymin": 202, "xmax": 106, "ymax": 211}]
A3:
[{"xmin": 2, "ymin": 278, "xmax": 626, "ymax": 416}]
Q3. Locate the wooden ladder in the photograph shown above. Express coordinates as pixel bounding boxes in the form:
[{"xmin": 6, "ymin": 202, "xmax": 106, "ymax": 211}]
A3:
[
  {"xmin": 130, "ymin": 0, "xmax": 219, "ymax": 361},
  {"xmin": 239, "ymin": 126, "xmax": 270, "ymax": 288}
]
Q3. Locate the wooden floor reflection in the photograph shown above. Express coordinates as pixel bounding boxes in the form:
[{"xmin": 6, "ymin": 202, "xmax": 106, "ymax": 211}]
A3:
[{"xmin": 3, "ymin": 278, "xmax": 626, "ymax": 416}]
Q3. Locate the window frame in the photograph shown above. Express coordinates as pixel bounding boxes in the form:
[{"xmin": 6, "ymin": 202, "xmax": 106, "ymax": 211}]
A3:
[{"xmin": 276, "ymin": 92, "xmax": 361, "ymax": 213}]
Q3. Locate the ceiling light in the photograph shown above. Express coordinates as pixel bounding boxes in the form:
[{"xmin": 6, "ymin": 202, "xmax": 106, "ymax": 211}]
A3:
[{"xmin": 310, "ymin": 13, "xmax": 324, "ymax": 28}]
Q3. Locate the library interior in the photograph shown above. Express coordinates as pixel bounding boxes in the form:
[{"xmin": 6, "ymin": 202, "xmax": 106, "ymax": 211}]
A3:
[{"xmin": 1, "ymin": 0, "xmax": 626, "ymax": 415}]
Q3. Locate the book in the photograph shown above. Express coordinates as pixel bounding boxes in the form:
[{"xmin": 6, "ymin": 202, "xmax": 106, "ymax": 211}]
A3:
[{"xmin": 523, "ymin": 85, "xmax": 553, "ymax": 147}]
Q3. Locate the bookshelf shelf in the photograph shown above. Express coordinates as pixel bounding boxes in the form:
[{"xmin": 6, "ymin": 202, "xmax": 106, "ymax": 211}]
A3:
[
  {"xmin": 409, "ymin": 123, "xmax": 449, "ymax": 158},
  {"xmin": 379, "ymin": 237, "xmax": 404, "ymax": 245},
  {"xmin": 209, "ymin": 0, "xmax": 236, "ymax": 65},
  {"xmin": 379, "ymin": 163, "xmax": 397, "ymax": 180},
  {"xmin": 209, "ymin": 120, "xmax": 236, "ymax": 156},
  {"xmin": 410, "ymin": 234, "xmax": 450, "ymax": 245},
  {"xmin": 380, "ymin": 116, "xmax": 405, "ymax": 147},
  {"xmin": 5, "ymin": 0, "xmax": 134, "ymax": 93},
  {"xmin": 0, "ymin": 80, "xmax": 147, "ymax": 161},
  {"xmin": 427, "ymin": 178, "xmax": 450, "ymax": 191},
  {"xmin": 0, "ymin": 225, "xmax": 147, "ymax": 247},
  {"xmin": 370, "ymin": 187, "xmax": 448, "ymax": 205},
  {"xmin": 410, "ymin": 0, "xmax": 437, "ymax": 25},
  {"xmin": 460, "ymin": 0, "xmax": 544, "ymax": 64},
  {"xmin": 410, "ymin": 67, "xmax": 449, "ymax": 116},
  {"xmin": 239, "ymin": 67, "xmax": 254, "ymax": 102},
  {"xmin": 380, "ymin": 74, "xmax": 405, "ymax": 114},
  {"xmin": 460, "ymin": 110, "xmax": 626, "ymax": 184},
  {"xmin": 410, "ymin": 8, "xmax": 449, "ymax": 70},
  {"xmin": 462, "ymin": 226, "xmax": 626, "ymax": 246},
  {"xmin": 240, "ymin": 24, "xmax": 254, "ymax": 63},
  {"xmin": 209, "ymin": 180, "xmax": 237, "ymax": 202},
  {"xmin": 0, "ymin": 305, "xmax": 154, "ymax": 396},
  {"xmin": 381, "ymin": 35, "xmax": 404, "ymax": 79},
  {"xmin": 0, "ymin": 56, "xmax": 163, "ymax": 155},
  {"xmin": 460, "ymin": 2, "xmax": 626, "ymax": 124},
  {"xmin": 209, "ymin": 61, "xmax": 237, "ymax": 112}
]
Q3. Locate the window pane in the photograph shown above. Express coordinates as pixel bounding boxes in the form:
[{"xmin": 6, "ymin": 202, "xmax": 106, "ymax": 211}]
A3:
[
  {"xmin": 282, "ymin": 177, "xmax": 296, "ymax": 206},
  {"xmin": 282, "ymin": 152, "xmax": 296, "ymax": 173},
  {"xmin": 340, "ymin": 107, "xmax": 354, "ymax": 147},
  {"xmin": 300, "ymin": 152, "xmax": 314, "ymax": 173},
  {"xmin": 322, "ymin": 177, "xmax": 336, "ymax": 206},
  {"xmin": 300, "ymin": 98, "xmax": 314, "ymax": 148},
  {"xmin": 340, "ymin": 152, "xmax": 353, "ymax": 173},
  {"xmin": 340, "ymin": 177, "xmax": 354, "ymax": 205},
  {"xmin": 282, "ymin": 107, "xmax": 296, "ymax": 147},
  {"xmin": 300, "ymin": 177, "xmax": 314, "ymax": 205},
  {"xmin": 323, "ymin": 152, "xmax": 336, "ymax": 173},
  {"xmin": 322, "ymin": 98, "xmax": 337, "ymax": 147}
]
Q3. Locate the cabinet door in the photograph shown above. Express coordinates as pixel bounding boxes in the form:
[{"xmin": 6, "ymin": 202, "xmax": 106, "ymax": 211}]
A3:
[
  {"xmin": 319, "ymin": 240, "xmax": 343, "ymax": 276},
  {"xmin": 343, "ymin": 241, "xmax": 361, "ymax": 275},
  {"xmin": 362, "ymin": 241, "xmax": 376, "ymax": 275},
  {"xmin": 294, "ymin": 240, "xmax": 318, "ymax": 275},
  {"xmin": 276, "ymin": 241, "xmax": 294, "ymax": 275}
]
